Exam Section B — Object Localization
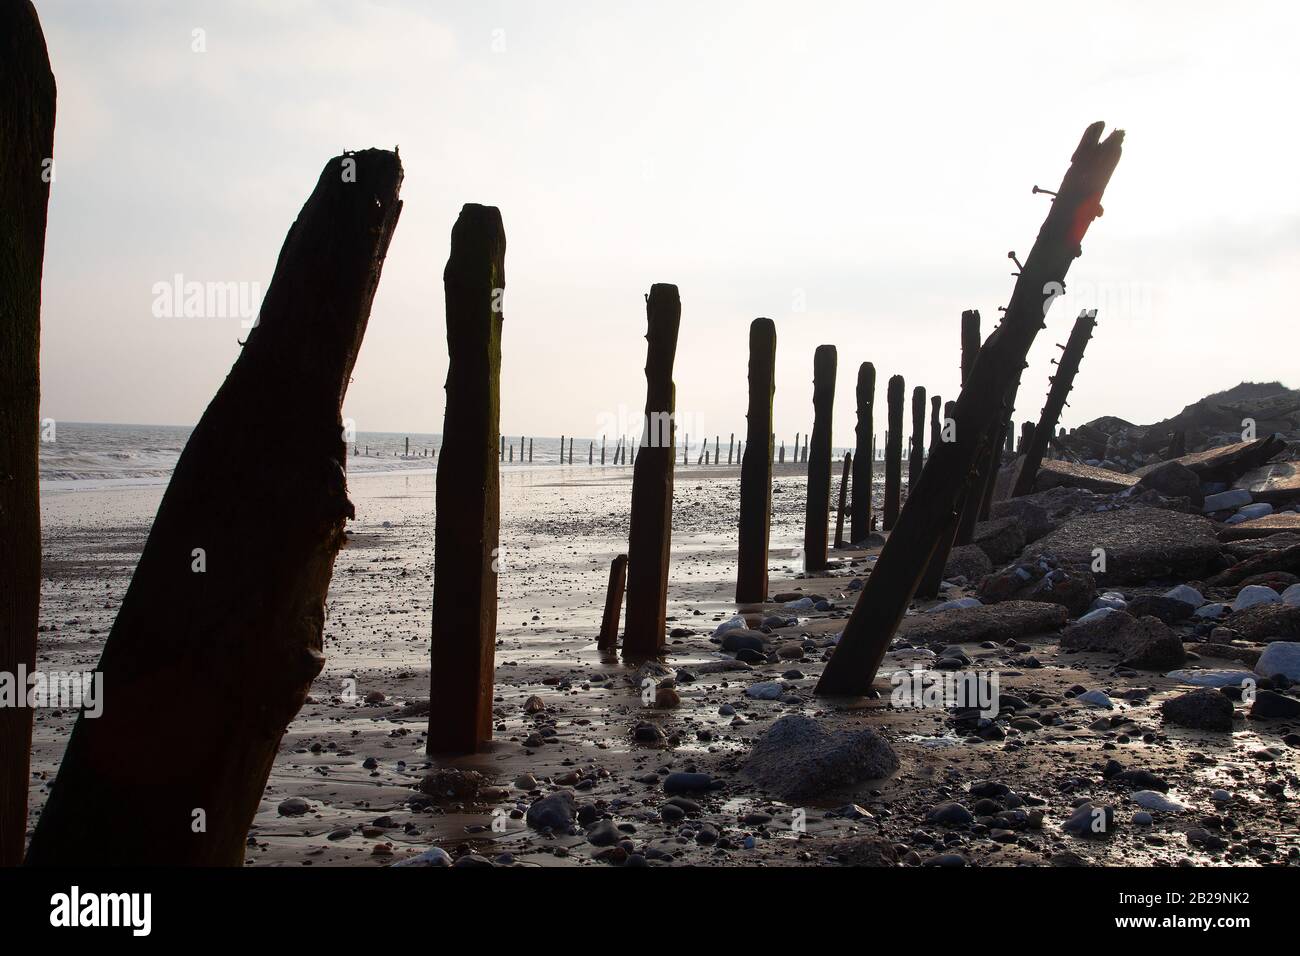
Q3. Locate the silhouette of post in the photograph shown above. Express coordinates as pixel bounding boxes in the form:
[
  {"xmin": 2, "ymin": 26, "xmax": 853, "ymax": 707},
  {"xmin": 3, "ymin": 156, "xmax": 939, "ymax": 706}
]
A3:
[
  {"xmin": 803, "ymin": 345, "xmax": 836, "ymax": 572},
  {"xmin": 850, "ymin": 363, "xmax": 875, "ymax": 543},
  {"xmin": 728, "ymin": 432, "xmax": 735, "ymax": 465},
  {"xmin": 929, "ymin": 395, "xmax": 942, "ymax": 457},
  {"xmin": 883, "ymin": 375, "xmax": 904, "ymax": 530},
  {"xmin": 954, "ymin": 310, "xmax": 984, "ymax": 546},
  {"xmin": 424, "ymin": 203, "xmax": 506, "ymax": 756},
  {"xmin": 27, "ymin": 150, "xmax": 406, "ymax": 864},
  {"xmin": 624, "ymin": 285, "xmax": 681, "ymax": 658},
  {"xmin": 816, "ymin": 123, "xmax": 1123, "ymax": 697},
  {"xmin": 0, "ymin": 0, "xmax": 54, "ymax": 867},
  {"xmin": 597, "ymin": 554, "xmax": 628, "ymax": 650},
  {"xmin": 568, "ymin": 437, "xmax": 573, "ymax": 464},
  {"xmin": 908, "ymin": 385, "xmax": 926, "ymax": 489},
  {"xmin": 1011, "ymin": 310, "xmax": 1098, "ymax": 497},
  {"xmin": 835, "ymin": 451, "xmax": 852, "ymax": 549},
  {"xmin": 736, "ymin": 318, "xmax": 776, "ymax": 603}
]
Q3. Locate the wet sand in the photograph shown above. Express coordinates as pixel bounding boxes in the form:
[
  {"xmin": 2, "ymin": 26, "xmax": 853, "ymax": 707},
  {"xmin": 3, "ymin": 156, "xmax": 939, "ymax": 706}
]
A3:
[{"xmin": 30, "ymin": 464, "xmax": 1299, "ymax": 867}]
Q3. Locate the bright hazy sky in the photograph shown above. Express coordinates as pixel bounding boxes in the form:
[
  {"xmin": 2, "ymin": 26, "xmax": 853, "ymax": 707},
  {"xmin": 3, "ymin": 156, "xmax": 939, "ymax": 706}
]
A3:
[{"xmin": 35, "ymin": 0, "xmax": 1300, "ymax": 447}]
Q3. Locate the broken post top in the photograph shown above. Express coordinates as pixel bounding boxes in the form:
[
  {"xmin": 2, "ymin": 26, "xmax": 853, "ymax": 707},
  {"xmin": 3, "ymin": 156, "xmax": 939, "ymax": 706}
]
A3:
[
  {"xmin": 748, "ymin": 318, "xmax": 776, "ymax": 390},
  {"xmin": 887, "ymin": 374, "xmax": 904, "ymax": 400},
  {"xmin": 445, "ymin": 203, "xmax": 506, "ymax": 291},
  {"xmin": 231, "ymin": 149, "xmax": 403, "ymax": 416},
  {"xmin": 856, "ymin": 362, "xmax": 876, "ymax": 397},
  {"xmin": 813, "ymin": 344, "xmax": 837, "ymax": 390},
  {"xmin": 960, "ymin": 309, "xmax": 981, "ymax": 384},
  {"xmin": 642, "ymin": 284, "xmax": 681, "ymax": 428}
]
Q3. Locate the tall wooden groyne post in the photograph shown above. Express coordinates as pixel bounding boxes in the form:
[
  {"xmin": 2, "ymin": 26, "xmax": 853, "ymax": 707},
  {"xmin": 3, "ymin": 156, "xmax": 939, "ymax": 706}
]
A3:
[
  {"xmin": 425, "ymin": 204, "xmax": 506, "ymax": 755},
  {"xmin": 623, "ymin": 285, "xmax": 681, "ymax": 657},
  {"xmin": 803, "ymin": 345, "xmax": 836, "ymax": 572},
  {"xmin": 850, "ymin": 362, "xmax": 875, "ymax": 543},
  {"xmin": 816, "ymin": 123, "xmax": 1124, "ymax": 697},
  {"xmin": 27, "ymin": 150, "xmax": 406, "ymax": 864},
  {"xmin": 736, "ymin": 318, "xmax": 776, "ymax": 603},
  {"xmin": 908, "ymin": 385, "xmax": 926, "ymax": 489},
  {"xmin": 0, "ymin": 0, "xmax": 55, "ymax": 867},
  {"xmin": 883, "ymin": 374, "xmax": 904, "ymax": 530}
]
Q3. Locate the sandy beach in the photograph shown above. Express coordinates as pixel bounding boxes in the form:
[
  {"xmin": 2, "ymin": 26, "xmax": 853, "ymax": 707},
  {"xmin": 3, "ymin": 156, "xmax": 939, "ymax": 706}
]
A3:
[{"xmin": 29, "ymin": 460, "xmax": 1299, "ymax": 867}]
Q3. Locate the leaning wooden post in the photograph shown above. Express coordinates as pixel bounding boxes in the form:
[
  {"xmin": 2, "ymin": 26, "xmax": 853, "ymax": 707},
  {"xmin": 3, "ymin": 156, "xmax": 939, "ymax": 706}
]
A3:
[
  {"xmin": 26, "ymin": 150, "xmax": 405, "ymax": 864},
  {"xmin": 736, "ymin": 318, "xmax": 776, "ymax": 603},
  {"xmin": 834, "ymin": 451, "xmax": 852, "ymax": 549},
  {"xmin": 803, "ymin": 345, "xmax": 837, "ymax": 573},
  {"xmin": 883, "ymin": 375, "xmax": 904, "ymax": 530},
  {"xmin": 623, "ymin": 285, "xmax": 681, "ymax": 658},
  {"xmin": 850, "ymin": 362, "xmax": 875, "ymax": 543},
  {"xmin": 424, "ymin": 203, "xmax": 506, "ymax": 756},
  {"xmin": 1011, "ymin": 309, "xmax": 1098, "ymax": 497},
  {"xmin": 0, "ymin": 0, "xmax": 54, "ymax": 868},
  {"xmin": 816, "ymin": 123, "xmax": 1123, "ymax": 697},
  {"xmin": 597, "ymin": 554, "xmax": 629, "ymax": 650},
  {"xmin": 908, "ymin": 385, "xmax": 926, "ymax": 490}
]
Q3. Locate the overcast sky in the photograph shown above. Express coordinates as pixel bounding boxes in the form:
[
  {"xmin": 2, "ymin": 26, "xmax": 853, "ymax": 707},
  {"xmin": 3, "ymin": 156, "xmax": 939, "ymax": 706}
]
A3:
[{"xmin": 34, "ymin": 0, "xmax": 1300, "ymax": 446}]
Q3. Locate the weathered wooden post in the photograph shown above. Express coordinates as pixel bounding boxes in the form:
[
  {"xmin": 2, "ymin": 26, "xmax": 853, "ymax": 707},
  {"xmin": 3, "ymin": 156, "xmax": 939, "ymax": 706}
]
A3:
[
  {"xmin": 568, "ymin": 437, "xmax": 573, "ymax": 464},
  {"xmin": 883, "ymin": 375, "xmax": 904, "ymax": 530},
  {"xmin": 589, "ymin": 441, "xmax": 593, "ymax": 465},
  {"xmin": 779, "ymin": 441, "xmax": 785, "ymax": 463},
  {"xmin": 736, "ymin": 318, "xmax": 776, "ymax": 604},
  {"xmin": 835, "ymin": 451, "xmax": 852, "ymax": 549},
  {"xmin": 529, "ymin": 438, "xmax": 533, "ymax": 462},
  {"xmin": 0, "ymin": 0, "xmax": 54, "ymax": 867},
  {"xmin": 500, "ymin": 436, "xmax": 505, "ymax": 461},
  {"xmin": 908, "ymin": 385, "xmax": 926, "ymax": 490},
  {"xmin": 953, "ymin": 310, "xmax": 985, "ymax": 547},
  {"xmin": 560, "ymin": 434, "xmax": 565, "ymax": 463},
  {"xmin": 929, "ymin": 395, "xmax": 942, "ymax": 457},
  {"xmin": 26, "ymin": 149, "xmax": 406, "ymax": 864},
  {"xmin": 597, "ymin": 554, "xmax": 629, "ymax": 650},
  {"xmin": 803, "ymin": 345, "xmax": 837, "ymax": 572},
  {"xmin": 424, "ymin": 203, "xmax": 507, "ymax": 757},
  {"xmin": 801, "ymin": 434, "xmax": 808, "ymax": 463},
  {"xmin": 816, "ymin": 123, "xmax": 1123, "ymax": 697},
  {"xmin": 624, "ymin": 285, "xmax": 681, "ymax": 658},
  {"xmin": 728, "ymin": 432, "xmax": 735, "ymax": 465},
  {"xmin": 1017, "ymin": 421, "xmax": 1033, "ymax": 454},
  {"xmin": 850, "ymin": 362, "xmax": 875, "ymax": 543},
  {"xmin": 1011, "ymin": 309, "xmax": 1098, "ymax": 497},
  {"xmin": 601, "ymin": 435, "xmax": 606, "ymax": 465}
]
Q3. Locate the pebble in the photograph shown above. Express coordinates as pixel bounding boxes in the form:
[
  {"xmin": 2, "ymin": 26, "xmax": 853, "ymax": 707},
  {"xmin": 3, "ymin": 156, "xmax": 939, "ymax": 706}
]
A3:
[
  {"xmin": 1077, "ymin": 689, "xmax": 1114, "ymax": 709},
  {"xmin": 744, "ymin": 680, "xmax": 786, "ymax": 700},
  {"xmin": 1131, "ymin": 790, "xmax": 1187, "ymax": 813},
  {"xmin": 663, "ymin": 772, "xmax": 715, "ymax": 794}
]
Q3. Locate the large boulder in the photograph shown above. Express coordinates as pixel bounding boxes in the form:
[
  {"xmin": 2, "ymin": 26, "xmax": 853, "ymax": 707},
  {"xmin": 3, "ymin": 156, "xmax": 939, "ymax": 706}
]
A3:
[
  {"xmin": 973, "ymin": 516, "xmax": 1026, "ymax": 564},
  {"xmin": 944, "ymin": 544, "xmax": 992, "ymax": 584},
  {"xmin": 1020, "ymin": 507, "xmax": 1220, "ymax": 585},
  {"xmin": 1255, "ymin": 642, "xmax": 1300, "ymax": 681},
  {"xmin": 1133, "ymin": 434, "xmax": 1287, "ymax": 484},
  {"xmin": 978, "ymin": 556, "xmax": 1096, "ymax": 616},
  {"xmin": 1220, "ymin": 603, "xmax": 1300, "ymax": 643},
  {"xmin": 899, "ymin": 600, "xmax": 1067, "ymax": 646},
  {"xmin": 1035, "ymin": 459, "xmax": 1139, "ymax": 494},
  {"xmin": 1160, "ymin": 688, "xmax": 1234, "ymax": 731},
  {"xmin": 1135, "ymin": 461, "xmax": 1203, "ymax": 507},
  {"xmin": 742, "ymin": 715, "xmax": 899, "ymax": 800},
  {"xmin": 1060, "ymin": 610, "xmax": 1186, "ymax": 670}
]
